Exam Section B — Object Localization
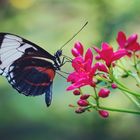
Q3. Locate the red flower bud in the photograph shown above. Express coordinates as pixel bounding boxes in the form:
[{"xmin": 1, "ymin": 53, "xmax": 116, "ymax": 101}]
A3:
[
  {"xmin": 99, "ymin": 110, "xmax": 109, "ymax": 118},
  {"xmin": 90, "ymin": 81, "xmax": 96, "ymax": 87},
  {"xmin": 75, "ymin": 107, "xmax": 85, "ymax": 114},
  {"xmin": 111, "ymin": 83, "xmax": 117, "ymax": 89},
  {"xmin": 77, "ymin": 99, "xmax": 89, "ymax": 107},
  {"xmin": 95, "ymin": 55, "xmax": 101, "ymax": 60},
  {"xmin": 80, "ymin": 94, "xmax": 90, "ymax": 100},
  {"xmin": 98, "ymin": 88, "xmax": 110, "ymax": 98},
  {"xmin": 73, "ymin": 90, "xmax": 81, "ymax": 95}
]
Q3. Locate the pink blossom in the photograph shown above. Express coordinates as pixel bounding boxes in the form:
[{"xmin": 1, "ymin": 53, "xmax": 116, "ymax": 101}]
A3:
[
  {"xmin": 67, "ymin": 43, "xmax": 97, "ymax": 90},
  {"xmin": 117, "ymin": 31, "xmax": 140, "ymax": 53},
  {"xmin": 94, "ymin": 42, "xmax": 127, "ymax": 67}
]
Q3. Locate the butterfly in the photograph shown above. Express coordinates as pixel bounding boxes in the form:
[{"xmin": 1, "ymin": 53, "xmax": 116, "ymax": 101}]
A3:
[
  {"xmin": 0, "ymin": 33, "xmax": 65, "ymax": 107},
  {"xmin": 0, "ymin": 22, "xmax": 88, "ymax": 107}
]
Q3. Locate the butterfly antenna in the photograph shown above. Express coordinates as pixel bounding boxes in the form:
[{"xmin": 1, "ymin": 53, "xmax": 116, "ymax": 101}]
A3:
[{"xmin": 59, "ymin": 21, "xmax": 88, "ymax": 50}]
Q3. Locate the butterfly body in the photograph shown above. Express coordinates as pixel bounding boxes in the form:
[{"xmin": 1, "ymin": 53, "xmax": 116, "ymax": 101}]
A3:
[{"xmin": 0, "ymin": 33, "xmax": 63, "ymax": 106}]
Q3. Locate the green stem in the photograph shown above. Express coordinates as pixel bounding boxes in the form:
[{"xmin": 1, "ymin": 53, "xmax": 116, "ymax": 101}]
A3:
[
  {"xmin": 122, "ymin": 91, "xmax": 140, "ymax": 109},
  {"xmin": 133, "ymin": 52, "xmax": 140, "ymax": 77},
  {"xmin": 99, "ymin": 106, "xmax": 140, "ymax": 115},
  {"xmin": 117, "ymin": 84, "xmax": 140, "ymax": 97},
  {"xmin": 93, "ymin": 87, "xmax": 99, "ymax": 107},
  {"xmin": 79, "ymin": 88, "xmax": 83, "ymax": 95},
  {"xmin": 117, "ymin": 60, "xmax": 140, "ymax": 85},
  {"xmin": 111, "ymin": 75, "xmax": 140, "ymax": 97}
]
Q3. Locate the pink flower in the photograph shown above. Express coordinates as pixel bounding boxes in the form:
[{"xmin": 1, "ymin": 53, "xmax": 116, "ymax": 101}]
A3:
[
  {"xmin": 94, "ymin": 42, "xmax": 127, "ymax": 67},
  {"xmin": 67, "ymin": 42, "xmax": 97, "ymax": 90},
  {"xmin": 117, "ymin": 31, "xmax": 140, "ymax": 53}
]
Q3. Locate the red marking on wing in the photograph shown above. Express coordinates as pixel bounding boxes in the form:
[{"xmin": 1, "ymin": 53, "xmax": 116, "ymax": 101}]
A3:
[
  {"xmin": 35, "ymin": 67, "xmax": 55, "ymax": 81},
  {"xmin": 24, "ymin": 66, "xmax": 55, "ymax": 82},
  {"xmin": 24, "ymin": 79, "xmax": 50, "ymax": 86}
]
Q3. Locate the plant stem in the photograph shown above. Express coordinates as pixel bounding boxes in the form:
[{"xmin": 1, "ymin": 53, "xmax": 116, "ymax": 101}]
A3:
[
  {"xmin": 122, "ymin": 91, "xmax": 140, "ymax": 109},
  {"xmin": 111, "ymin": 74, "xmax": 140, "ymax": 97},
  {"xmin": 117, "ymin": 85, "xmax": 140, "ymax": 97},
  {"xmin": 99, "ymin": 106, "xmax": 140, "ymax": 115},
  {"xmin": 93, "ymin": 87, "xmax": 99, "ymax": 106}
]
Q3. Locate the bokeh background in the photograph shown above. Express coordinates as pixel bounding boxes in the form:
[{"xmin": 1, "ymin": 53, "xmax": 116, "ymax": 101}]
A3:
[{"xmin": 0, "ymin": 0, "xmax": 140, "ymax": 140}]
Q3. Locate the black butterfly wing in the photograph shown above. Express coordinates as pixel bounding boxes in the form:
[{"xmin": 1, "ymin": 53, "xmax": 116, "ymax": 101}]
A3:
[{"xmin": 0, "ymin": 33, "xmax": 56, "ymax": 106}]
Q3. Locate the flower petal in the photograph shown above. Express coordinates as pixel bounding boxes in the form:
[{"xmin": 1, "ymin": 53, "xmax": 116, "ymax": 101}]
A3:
[
  {"xmin": 67, "ymin": 72, "xmax": 79, "ymax": 82},
  {"xmin": 113, "ymin": 49, "xmax": 127, "ymax": 61},
  {"xmin": 94, "ymin": 46, "xmax": 101, "ymax": 53},
  {"xmin": 84, "ymin": 59, "xmax": 91, "ymax": 71},
  {"xmin": 72, "ymin": 56, "xmax": 84, "ymax": 72},
  {"xmin": 71, "ymin": 48, "xmax": 81, "ymax": 57},
  {"xmin": 74, "ymin": 42, "xmax": 84, "ymax": 56},
  {"xmin": 127, "ymin": 42, "xmax": 140, "ymax": 52},
  {"xmin": 100, "ymin": 43, "xmax": 114, "ymax": 66},
  {"xmin": 117, "ymin": 31, "xmax": 126, "ymax": 48},
  {"xmin": 95, "ymin": 62, "xmax": 108, "ymax": 73},
  {"xmin": 85, "ymin": 48, "xmax": 93, "ymax": 62},
  {"xmin": 127, "ymin": 34, "xmax": 137, "ymax": 45}
]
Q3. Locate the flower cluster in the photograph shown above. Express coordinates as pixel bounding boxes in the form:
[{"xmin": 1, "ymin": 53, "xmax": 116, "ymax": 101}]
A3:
[
  {"xmin": 67, "ymin": 42, "xmax": 96, "ymax": 90},
  {"xmin": 66, "ymin": 31, "xmax": 140, "ymax": 118}
]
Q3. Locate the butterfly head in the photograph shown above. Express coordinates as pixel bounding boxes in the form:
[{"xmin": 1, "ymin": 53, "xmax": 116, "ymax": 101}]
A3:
[
  {"xmin": 53, "ymin": 49, "xmax": 63, "ymax": 70},
  {"xmin": 55, "ymin": 49, "xmax": 62, "ymax": 58}
]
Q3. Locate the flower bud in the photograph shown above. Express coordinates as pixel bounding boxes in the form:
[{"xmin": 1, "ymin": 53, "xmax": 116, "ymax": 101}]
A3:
[
  {"xmin": 90, "ymin": 81, "xmax": 96, "ymax": 87},
  {"xmin": 98, "ymin": 88, "xmax": 110, "ymax": 98},
  {"xmin": 77, "ymin": 99, "xmax": 89, "ymax": 107},
  {"xmin": 80, "ymin": 94, "xmax": 90, "ymax": 100},
  {"xmin": 99, "ymin": 110, "xmax": 109, "ymax": 118},
  {"xmin": 75, "ymin": 107, "xmax": 85, "ymax": 114},
  {"xmin": 73, "ymin": 90, "xmax": 81, "ymax": 95},
  {"xmin": 69, "ymin": 104, "xmax": 75, "ymax": 108},
  {"xmin": 111, "ymin": 83, "xmax": 117, "ymax": 89},
  {"xmin": 95, "ymin": 55, "xmax": 101, "ymax": 60}
]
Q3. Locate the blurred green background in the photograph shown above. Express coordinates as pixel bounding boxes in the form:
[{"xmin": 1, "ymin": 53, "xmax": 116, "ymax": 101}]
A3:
[{"xmin": 0, "ymin": 0, "xmax": 140, "ymax": 140}]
